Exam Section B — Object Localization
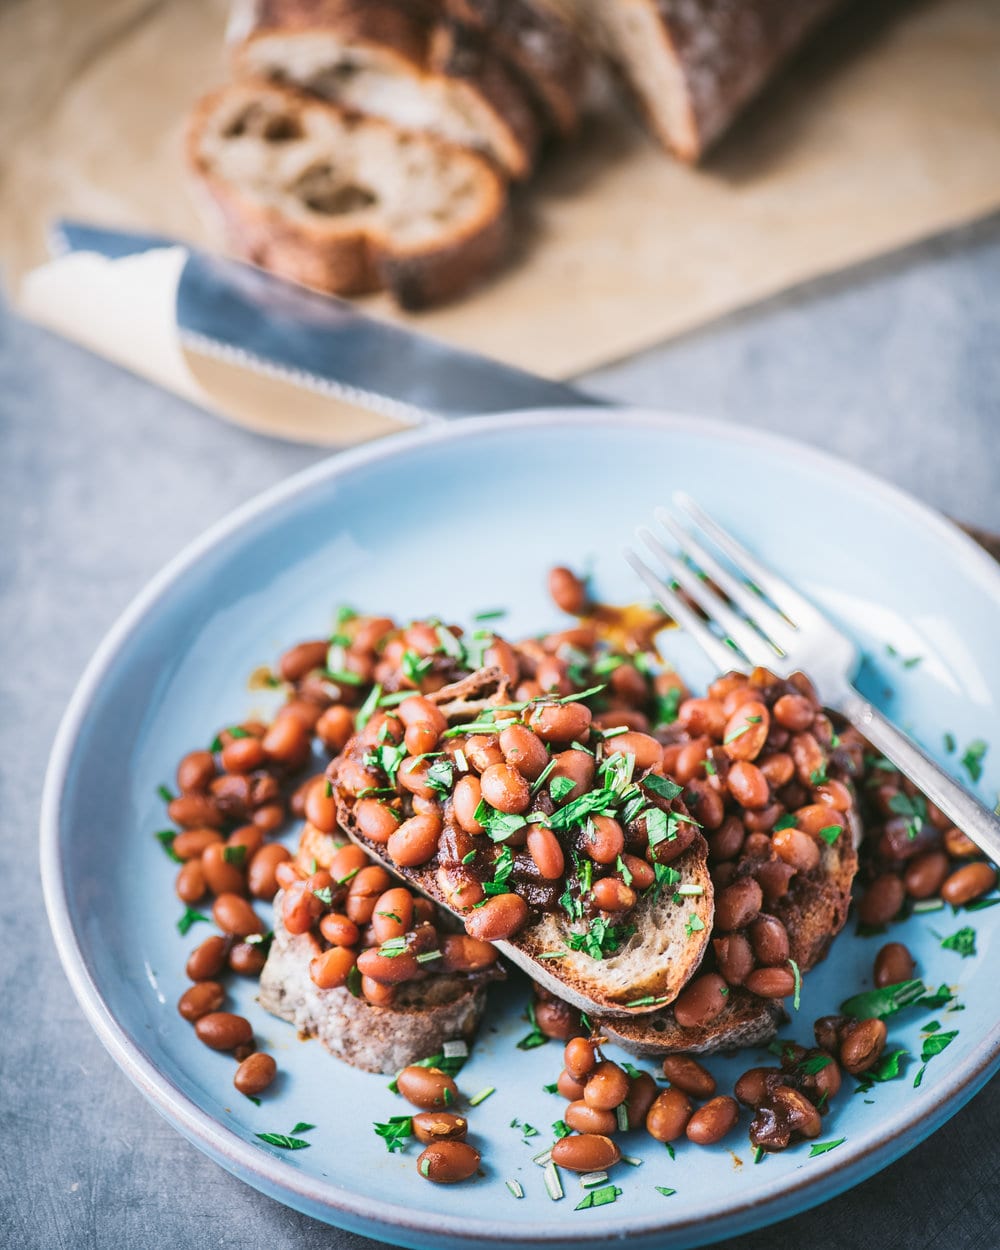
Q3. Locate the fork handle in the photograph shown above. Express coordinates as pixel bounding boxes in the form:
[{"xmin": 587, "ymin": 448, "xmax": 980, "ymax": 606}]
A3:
[{"xmin": 837, "ymin": 686, "xmax": 1000, "ymax": 865}]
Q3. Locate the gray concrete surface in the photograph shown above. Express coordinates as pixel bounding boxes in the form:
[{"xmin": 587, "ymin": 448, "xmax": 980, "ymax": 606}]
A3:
[{"xmin": 2, "ymin": 211, "xmax": 999, "ymax": 1250}]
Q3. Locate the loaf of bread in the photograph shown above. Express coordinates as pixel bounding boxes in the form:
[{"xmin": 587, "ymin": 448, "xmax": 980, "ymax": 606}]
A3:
[{"xmin": 185, "ymin": 80, "xmax": 509, "ymax": 308}]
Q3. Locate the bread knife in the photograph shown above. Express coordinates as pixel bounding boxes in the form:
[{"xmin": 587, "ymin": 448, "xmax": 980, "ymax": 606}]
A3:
[{"xmin": 51, "ymin": 220, "xmax": 606, "ymax": 423}]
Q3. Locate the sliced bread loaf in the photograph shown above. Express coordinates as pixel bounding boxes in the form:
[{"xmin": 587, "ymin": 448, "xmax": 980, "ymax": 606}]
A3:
[
  {"xmin": 186, "ymin": 80, "xmax": 509, "ymax": 308},
  {"xmin": 233, "ymin": 0, "xmax": 541, "ymax": 178},
  {"xmin": 576, "ymin": 0, "xmax": 846, "ymax": 162}
]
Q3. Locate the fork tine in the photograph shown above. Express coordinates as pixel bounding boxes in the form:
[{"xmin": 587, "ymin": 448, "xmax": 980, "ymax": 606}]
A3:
[
  {"xmin": 637, "ymin": 526, "xmax": 777, "ymax": 668},
  {"xmin": 673, "ymin": 492, "xmax": 831, "ymax": 632},
  {"xmin": 653, "ymin": 507, "xmax": 799, "ymax": 654},
  {"xmin": 623, "ymin": 546, "xmax": 743, "ymax": 673}
]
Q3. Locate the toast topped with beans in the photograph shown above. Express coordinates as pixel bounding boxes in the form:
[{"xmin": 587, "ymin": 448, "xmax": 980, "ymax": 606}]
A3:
[{"xmin": 330, "ymin": 666, "xmax": 714, "ymax": 1018}]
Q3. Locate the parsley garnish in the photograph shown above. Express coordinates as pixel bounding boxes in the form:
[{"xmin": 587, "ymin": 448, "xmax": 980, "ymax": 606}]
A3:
[
  {"xmin": 255, "ymin": 1132, "xmax": 311, "ymax": 1150},
  {"xmin": 961, "ymin": 738, "xmax": 988, "ymax": 783},
  {"xmin": 474, "ymin": 799, "xmax": 528, "ymax": 842},
  {"xmin": 887, "ymin": 791, "xmax": 927, "ymax": 839},
  {"xmin": 176, "ymin": 907, "xmax": 210, "ymax": 936},
  {"xmin": 817, "ymin": 824, "xmax": 842, "ymax": 846},
  {"xmin": 549, "ymin": 775, "xmax": 578, "ymax": 803},
  {"xmin": 940, "ymin": 926, "xmax": 976, "ymax": 958},
  {"xmin": 640, "ymin": 774, "xmax": 683, "ymax": 801},
  {"xmin": 157, "ymin": 784, "xmax": 175, "ymax": 804},
  {"xmin": 223, "ymin": 844, "xmax": 247, "ymax": 867},
  {"xmin": 483, "ymin": 845, "xmax": 515, "ymax": 897},
  {"xmin": 516, "ymin": 1002, "xmax": 549, "ymax": 1051},
  {"xmin": 809, "ymin": 765, "xmax": 828, "ymax": 786},
  {"xmin": 841, "ymin": 979, "xmax": 925, "ymax": 1019},
  {"xmin": 913, "ymin": 1027, "xmax": 959, "ymax": 1087},
  {"xmin": 773, "ymin": 814, "xmax": 797, "ymax": 832},
  {"xmin": 808, "ymin": 1138, "xmax": 845, "ymax": 1157},
  {"xmin": 552, "ymin": 1119, "xmax": 571, "ymax": 1139},
  {"xmin": 654, "ymin": 687, "xmax": 682, "ymax": 727},
  {"xmin": 154, "ymin": 830, "xmax": 183, "ymax": 863},
  {"xmin": 373, "ymin": 1115, "xmax": 413, "ymax": 1153},
  {"xmin": 425, "ymin": 758, "xmax": 455, "ymax": 796},
  {"xmin": 789, "ymin": 958, "xmax": 802, "ymax": 1010},
  {"xmin": 944, "ymin": 732, "xmax": 956, "ymax": 754},
  {"xmin": 354, "ymin": 682, "xmax": 383, "ymax": 730},
  {"xmin": 854, "ymin": 1049, "xmax": 908, "ymax": 1093},
  {"xmin": 684, "ymin": 914, "xmax": 706, "ymax": 938},
  {"xmin": 568, "ymin": 917, "xmax": 636, "ymax": 961},
  {"xmin": 575, "ymin": 1185, "xmax": 622, "ymax": 1210}
]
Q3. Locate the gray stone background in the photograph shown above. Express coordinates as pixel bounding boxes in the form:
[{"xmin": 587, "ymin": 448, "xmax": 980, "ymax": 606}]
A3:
[{"xmin": 3, "ymin": 212, "xmax": 999, "ymax": 1249}]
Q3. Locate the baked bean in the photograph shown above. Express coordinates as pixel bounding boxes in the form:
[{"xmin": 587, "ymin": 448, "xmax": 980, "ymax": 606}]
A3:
[
  {"xmin": 246, "ymin": 843, "xmax": 291, "ymax": 901},
  {"xmin": 714, "ymin": 933, "xmax": 755, "ymax": 986},
  {"xmin": 727, "ymin": 761, "xmax": 770, "ymax": 810},
  {"xmin": 744, "ymin": 965, "xmax": 797, "ymax": 998},
  {"xmin": 549, "ymin": 749, "xmax": 596, "ymax": 803},
  {"xmin": 361, "ymin": 975, "xmax": 395, "ymax": 1006},
  {"xmin": 201, "ymin": 841, "xmax": 248, "ymax": 897},
  {"xmin": 262, "ymin": 712, "xmax": 311, "ymax": 768},
  {"xmin": 678, "ymin": 697, "xmax": 728, "ymax": 739},
  {"xmin": 591, "ymin": 876, "xmax": 636, "ymax": 913},
  {"xmin": 743, "ymin": 802, "xmax": 785, "ymax": 834},
  {"xmin": 464, "ymin": 893, "xmax": 529, "ymax": 941},
  {"xmin": 172, "ymin": 828, "xmax": 223, "ymax": 861},
  {"xmin": 452, "ymin": 776, "xmax": 485, "ymax": 834},
  {"xmin": 349, "ymin": 797, "xmax": 396, "ymax": 845},
  {"xmin": 186, "ymin": 934, "xmax": 229, "ymax": 981},
  {"xmin": 840, "ymin": 1018, "xmax": 887, "ymax": 1074},
  {"xmin": 397, "ymin": 757, "xmax": 438, "ymax": 800},
  {"xmin": 715, "ymin": 878, "xmax": 763, "ymax": 932},
  {"xmin": 387, "ymin": 813, "xmax": 443, "ymax": 868},
  {"xmin": 734, "ymin": 1067, "xmax": 779, "ymax": 1108},
  {"xmin": 549, "ymin": 566, "xmax": 588, "ymax": 614},
  {"xmin": 595, "ymin": 709, "xmax": 650, "ymax": 733},
  {"xmin": 253, "ymin": 803, "xmax": 285, "ymax": 833},
  {"xmin": 402, "ymin": 722, "xmax": 437, "ymax": 757},
  {"xmin": 795, "ymin": 804, "xmax": 840, "ymax": 837},
  {"xmin": 558, "ymin": 1068, "xmax": 587, "ymax": 1100},
  {"xmin": 758, "ymin": 752, "xmax": 795, "ymax": 789},
  {"xmin": 566, "ymin": 1101, "xmax": 618, "ymax": 1135},
  {"xmin": 858, "ymin": 874, "xmax": 906, "ymax": 926},
  {"xmin": 178, "ymin": 981, "xmax": 225, "ymax": 1022},
  {"xmin": 723, "ymin": 684, "xmax": 767, "ymax": 717},
  {"xmin": 283, "ymin": 697, "xmax": 326, "ymax": 729},
  {"xmin": 483, "ymin": 637, "xmax": 521, "ymax": 686},
  {"xmin": 646, "ymin": 1089, "xmax": 693, "ymax": 1142},
  {"xmin": 673, "ymin": 973, "xmax": 729, "ymax": 1029},
  {"xmin": 625, "ymin": 1070, "xmax": 659, "ymax": 1129},
  {"xmin": 661, "ymin": 1055, "xmax": 716, "ymax": 1100},
  {"xmin": 440, "ymin": 934, "xmax": 498, "ymax": 973},
  {"xmin": 279, "ymin": 639, "xmax": 328, "ymax": 682},
  {"xmin": 417, "ymin": 1140, "xmax": 481, "ymax": 1184},
  {"xmin": 497, "ymin": 725, "xmax": 547, "ymax": 781},
  {"xmin": 686, "ymin": 1095, "xmax": 739, "ymax": 1146},
  {"xmin": 583, "ymin": 1060, "xmax": 630, "ymax": 1112},
  {"xmin": 358, "ymin": 945, "xmax": 421, "ymax": 984},
  {"xmin": 370, "ymin": 887, "xmax": 414, "ymax": 943},
  {"xmin": 789, "ymin": 732, "xmax": 825, "ymax": 787},
  {"xmin": 221, "ymin": 735, "xmax": 266, "ymax": 775},
  {"xmin": 723, "ymin": 702, "xmax": 770, "ymax": 761},
  {"xmin": 943, "ymin": 826, "xmax": 980, "ymax": 859},
  {"xmin": 536, "ymin": 656, "xmax": 573, "ymax": 696},
  {"xmin": 814, "ymin": 779, "xmax": 852, "ymax": 811},
  {"xmin": 684, "ymin": 779, "xmax": 725, "ymax": 830},
  {"xmin": 412, "ymin": 1112, "xmax": 468, "ymax": 1144},
  {"xmin": 772, "ymin": 827, "xmax": 821, "ymax": 874},
  {"xmin": 329, "ymin": 843, "xmax": 369, "ymax": 884},
  {"xmin": 315, "ymin": 705, "xmax": 354, "ymax": 753},
  {"xmin": 300, "ymin": 780, "xmax": 336, "ymax": 834},
  {"xmin": 776, "ymin": 1085, "xmax": 823, "ymax": 1139},
  {"xmin": 604, "ymin": 732, "xmax": 662, "ymax": 771},
  {"xmin": 551, "ymin": 1134, "xmax": 621, "ymax": 1173},
  {"xmin": 528, "ymin": 701, "xmax": 592, "ymax": 746},
  {"xmin": 346, "ymin": 865, "xmax": 394, "ymax": 924},
  {"xmin": 213, "ymin": 893, "xmax": 262, "ymax": 937},
  {"xmin": 480, "ymin": 763, "xmax": 531, "ymax": 814},
  {"xmin": 708, "ymin": 672, "xmax": 748, "ymax": 702},
  {"xmin": 234, "ymin": 1052, "xmax": 277, "ymax": 1096},
  {"xmin": 527, "ymin": 825, "xmax": 565, "ymax": 880},
  {"xmin": 168, "ymin": 794, "xmax": 225, "ymax": 829},
  {"xmin": 772, "ymin": 694, "xmax": 814, "ymax": 732},
  {"xmin": 437, "ymin": 867, "xmax": 484, "ymax": 912},
  {"xmin": 673, "ymin": 737, "xmax": 712, "ymax": 784},
  {"xmin": 195, "ymin": 1012, "xmax": 253, "ymax": 1051},
  {"xmin": 320, "ymin": 912, "xmax": 360, "ymax": 947},
  {"xmin": 874, "ymin": 941, "xmax": 915, "ymax": 988},
  {"xmin": 707, "ymin": 816, "xmax": 745, "ymax": 863},
  {"xmin": 281, "ymin": 879, "xmax": 325, "ymax": 935},
  {"xmin": 461, "ymin": 735, "xmax": 501, "ymax": 773},
  {"xmin": 175, "ymin": 859, "xmax": 207, "ymax": 904},
  {"xmin": 177, "ymin": 750, "xmax": 217, "ymax": 794},
  {"xmin": 755, "ymin": 859, "xmax": 796, "ymax": 907},
  {"xmin": 749, "ymin": 914, "xmax": 790, "ymax": 966},
  {"xmin": 580, "ymin": 815, "xmax": 624, "ymax": 866},
  {"xmin": 811, "ymin": 1055, "xmax": 842, "ymax": 1105},
  {"xmin": 397, "ymin": 1066, "xmax": 459, "ymax": 1110},
  {"xmin": 621, "ymin": 854, "xmax": 655, "ymax": 891},
  {"xmin": 228, "ymin": 941, "xmax": 267, "ymax": 976},
  {"xmin": 941, "ymin": 861, "xmax": 996, "ymax": 906},
  {"xmin": 227, "ymin": 823, "xmax": 265, "ymax": 859},
  {"xmin": 902, "ymin": 850, "xmax": 950, "ymax": 899}
]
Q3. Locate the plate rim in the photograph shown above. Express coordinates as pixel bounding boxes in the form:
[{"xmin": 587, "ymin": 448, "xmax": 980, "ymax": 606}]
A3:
[{"xmin": 40, "ymin": 406, "xmax": 1000, "ymax": 1248}]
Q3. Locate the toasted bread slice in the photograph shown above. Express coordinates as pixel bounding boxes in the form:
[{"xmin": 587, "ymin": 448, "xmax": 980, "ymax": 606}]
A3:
[
  {"xmin": 331, "ymin": 669, "xmax": 714, "ymax": 1018},
  {"xmin": 258, "ymin": 823, "xmax": 500, "ymax": 1073},
  {"xmin": 186, "ymin": 80, "xmax": 509, "ymax": 308},
  {"xmin": 233, "ymin": 0, "xmax": 541, "ymax": 178},
  {"xmin": 594, "ymin": 987, "xmax": 784, "ymax": 1056},
  {"xmin": 575, "ymin": 0, "xmax": 844, "ymax": 162}
]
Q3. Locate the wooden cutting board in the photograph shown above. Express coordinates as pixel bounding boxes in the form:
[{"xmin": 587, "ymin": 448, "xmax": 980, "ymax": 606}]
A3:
[{"xmin": 5, "ymin": 0, "xmax": 1000, "ymax": 386}]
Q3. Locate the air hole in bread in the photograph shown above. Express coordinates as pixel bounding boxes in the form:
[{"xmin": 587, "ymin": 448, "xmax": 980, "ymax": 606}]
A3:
[
  {"xmin": 224, "ymin": 103, "xmax": 302, "ymax": 142},
  {"xmin": 651, "ymin": 1018, "xmax": 666, "ymax": 1032},
  {"xmin": 262, "ymin": 114, "xmax": 303, "ymax": 142},
  {"xmin": 293, "ymin": 163, "xmax": 377, "ymax": 215}
]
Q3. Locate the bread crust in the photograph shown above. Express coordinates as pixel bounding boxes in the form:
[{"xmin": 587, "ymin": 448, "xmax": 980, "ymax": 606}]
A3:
[
  {"xmin": 185, "ymin": 81, "xmax": 510, "ymax": 309},
  {"xmin": 233, "ymin": 0, "xmax": 542, "ymax": 177}
]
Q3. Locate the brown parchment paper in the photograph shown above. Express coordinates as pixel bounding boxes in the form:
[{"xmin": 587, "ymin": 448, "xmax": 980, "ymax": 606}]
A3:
[{"xmin": 5, "ymin": 0, "xmax": 1000, "ymax": 444}]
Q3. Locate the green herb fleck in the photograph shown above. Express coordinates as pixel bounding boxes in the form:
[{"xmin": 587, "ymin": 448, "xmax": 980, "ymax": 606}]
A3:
[
  {"xmin": 808, "ymin": 1138, "xmax": 845, "ymax": 1157},
  {"xmin": 961, "ymin": 738, "xmax": 988, "ymax": 783},
  {"xmin": 256, "ymin": 1132, "xmax": 311, "ymax": 1150},
  {"xmin": 157, "ymin": 784, "xmax": 175, "ymax": 804},
  {"xmin": 155, "ymin": 830, "xmax": 183, "ymax": 863},
  {"xmin": 940, "ymin": 926, "xmax": 976, "ymax": 958},
  {"xmin": 176, "ymin": 907, "xmax": 210, "ymax": 936}
]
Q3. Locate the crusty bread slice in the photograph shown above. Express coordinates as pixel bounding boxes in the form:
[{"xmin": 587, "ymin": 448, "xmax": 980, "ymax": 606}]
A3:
[
  {"xmin": 258, "ymin": 822, "xmax": 499, "ymax": 1073},
  {"xmin": 595, "ymin": 987, "xmax": 784, "ymax": 1056},
  {"xmin": 440, "ymin": 0, "xmax": 588, "ymax": 137},
  {"xmin": 575, "ymin": 0, "xmax": 845, "ymax": 162},
  {"xmin": 186, "ymin": 80, "xmax": 509, "ymax": 308},
  {"xmin": 233, "ymin": 0, "xmax": 541, "ymax": 178}
]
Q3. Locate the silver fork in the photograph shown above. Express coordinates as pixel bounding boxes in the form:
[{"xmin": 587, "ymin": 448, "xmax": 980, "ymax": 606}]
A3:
[{"xmin": 625, "ymin": 491, "xmax": 1000, "ymax": 863}]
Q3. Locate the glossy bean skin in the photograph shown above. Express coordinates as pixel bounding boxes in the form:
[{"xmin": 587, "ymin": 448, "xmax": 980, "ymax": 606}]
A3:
[
  {"xmin": 941, "ymin": 862, "xmax": 997, "ymax": 906},
  {"xmin": 744, "ymin": 965, "xmax": 797, "ymax": 998},
  {"xmin": 772, "ymin": 827, "xmax": 821, "ymax": 874},
  {"xmin": 440, "ymin": 934, "xmax": 499, "ymax": 974},
  {"xmin": 173, "ymin": 828, "xmax": 224, "ymax": 860},
  {"xmin": 480, "ymin": 763, "xmax": 531, "ymax": 814},
  {"xmin": 416, "ymin": 1140, "xmax": 481, "ymax": 1183},
  {"xmin": 463, "ymin": 893, "xmax": 529, "ymax": 941},
  {"xmin": 646, "ymin": 1088, "xmax": 693, "ymax": 1142},
  {"xmin": 584, "ymin": 815, "xmax": 625, "ymax": 864},
  {"xmin": 673, "ymin": 974, "xmax": 729, "ymax": 1029},
  {"xmin": 194, "ymin": 1012, "xmax": 253, "ymax": 1051},
  {"xmin": 714, "ymin": 878, "xmax": 763, "ymax": 932},
  {"xmin": 527, "ymin": 701, "xmax": 592, "ymax": 746},
  {"xmin": 713, "ymin": 933, "xmax": 754, "ymax": 986},
  {"xmin": 548, "ymin": 566, "xmax": 588, "ymax": 614},
  {"xmin": 550, "ymin": 1134, "xmax": 621, "ymax": 1173},
  {"xmin": 279, "ymin": 639, "xmax": 328, "ymax": 682},
  {"xmin": 228, "ymin": 941, "xmax": 267, "ymax": 976},
  {"xmin": 316, "ymin": 705, "xmax": 355, "ymax": 752},
  {"xmin": 727, "ymin": 761, "xmax": 770, "ymax": 810},
  {"xmin": 686, "ymin": 1095, "xmax": 740, "ymax": 1146},
  {"xmin": 397, "ymin": 1066, "xmax": 459, "ymax": 1110},
  {"xmin": 565, "ymin": 1101, "xmax": 618, "ymax": 1135},
  {"xmin": 548, "ymin": 749, "xmax": 596, "ymax": 803},
  {"xmin": 412, "ymin": 1112, "xmax": 468, "ymax": 1144},
  {"xmin": 903, "ymin": 851, "xmax": 950, "ymax": 899},
  {"xmin": 387, "ymin": 814, "xmax": 443, "ymax": 868},
  {"xmin": 168, "ymin": 794, "xmax": 225, "ymax": 830},
  {"xmin": 722, "ymin": 703, "xmax": 770, "ymax": 761},
  {"xmin": 452, "ymin": 776, "xmax": 485, "ymax": 833},
  {"xmin": 310, "ymin": 946, "xmax": 359, "ymax": 989},
  {"xmin": 557, "ymin": 1069, "xmax": 587, "ymax": 1100},
  {"xmin": 356, "ymin": 947, "xmax": 421, "ymax": 984},
  {"xmin": 221, "ymin": 736, "xmax": 267, "ymax": 775},
  {"xmin": 840, "ymin": 1018, "xmax": 887, "ymax": 1075},
  {"xmin": 499, "ymin": 725, "xmax": 549, "ymax": 781},
  {"xmin": 234, "ymin": 1052, "xmax": 277, "ymax": 1096},
  {"xmin": 526, "ymin": 825, "xmax": 565, "ymax": 880},
  {"xmin": 564, "ymin": 1037, "xmax": 597, "ymax": 1081},
  {"xmin": 247, "ymin": 843, "xmax": 292, "ymax": 901},
  {"xmin": 604, "ymin": 732, "xmax": 662, "ymax": 771},
  {"xmin": 748, "ymin": 914, "xmax": 790, "ymax": 966},
  {"xmin": 371, "ymin": 887, "xmax": 415, "ymax": 944},
  {"xmin": 213, "ymin": 893, "xmax": 263, "ymax": 937},
  {"xmin": 202, "ymin": 842, "xmax": 248, "ymax": 897},
  {"xmin": 874, "ymin": 941, "xmax": 915, "ymax": 988},
  {"xmin": 661, "ymin": 1055, "xmax": 716, "ymax": 1100},
  {"xmin": 590, "ymin": 876, "xmax": 636, "ymax": 914},
  {"xmin": 281, "ymin": 880, "xmax": 325, "ymax": 936},
  {"xmin": 583, "ymin": 1060, "xmax": 630, "ymax": 1112},
  {"xmin": 354, "ymin": 798, "xmax": 400, "ymax": 845},
  {"xmin": 177, "ymin": 981, "xmax": 225, "ymax": 1022},
  {"xmin": 177, "ymin": 750, "xmax": 217, "ymax": 794},
  {"xmin": 346, "ymin": 865, "xmax": 395, "ymax": 924},
  {"xmin": 186, "ymin": 935, "xmax": 229, "ymax": 981},
  {"xmin": 625, "ymin": 1071, "xmax": 659, "ymax": 1130},
  {"xmin": 858, "ymin": 874, "xmax": 906, "ymax": 926},
  {"xmin": 175, "ymin": 860, "xmax": 207, "ymax": 904}
]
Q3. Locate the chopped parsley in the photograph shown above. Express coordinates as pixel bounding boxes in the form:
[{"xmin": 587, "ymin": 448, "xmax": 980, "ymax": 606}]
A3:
[
  {"xmin": 808, "ymin": 1138, "xmax": 845, "ymax": 1157},
  {"xmin": 354, "ymin": 682, "xmax": 383, "ymax": 730},
  {"xmin": 552, "ymin": 1119, "xmax": 571, "ymax": 1139},
  {"xmin": 640, "ymin": 774, "xmax": 683, "ymax": 801},
  {"xmin": 255, "ymin": 1132, "xmax": 311, "ymax": 1150},
  {"xmin": 223, "ymin": 844, "xmax": 247, "ymax": 867},
  {"xmin": 944, "ymin": 732, "xmax": 956, "ymax": 754},
  {"xmin": 789, "ymin": 958, "xmax": 802, "ymax": 1010},
  {"xmin": 854, "ymin": 1049, "xmax": 908, "ymax": 1093},
  {"xmin": 425, "ymin": 757, "xmax": 455, "ymax": 796},
  {"xmin": 373, "ymin": 1115, "xmax": 413, "ymax": 1153},
  {"xmin": 176, "ymin": 907, "xmax": 211, "ymax": 936},
  {"xmin": 483, "ymin": 845, "xmax": 515, "ymax": 897},
  {"xmin": 473, "ymin": 799, "xmax": 528, "ymax": 842},
  {"xmin": 154, "ymin": 830, "xmax": 183, "ymax": 863},
  {"xmin": 575, "ymin": 1185, "xmax": 622, "ymax": 1210},
  {"xmin": 818, "ymin": 824, "xmax": 842, "ymax": 846},
  {"xmin": 567, "ymin": 917, "xmax": 636, "ymax": 961},
  {"xmin": 810, "ymin": 765, "xmax": 828, "ymax": 787},
  {"xmin": 684, "ymin": 914, "xmax": 706, "ymax": 938},
  {"xmin": 516, "ymin": 1002, "xmax": 549, "ymax": 1051},
  {"xmin": 550, "ymin": 775, "xmax": 578, "ymax": 803},
  {"xmin": 841, "ymin": 979, "xmax": 926, "ymax": 1019},
  {"xmin": 961, "ymin": 738, "xmax": 988, "ymax": 784},
  {"xmin": 913, "ymin": 1027, "xmax": 959, "ymax": 1087},
  {"xmin": 940, "ymin": 926, "xmax": 976, "ymax": 958},
  {"xmin": 364, "ymin": 741, "xmax": 408, "ymax": 785},
  {"xmin": 654, "ymin": 687, "xmax": 682, "ymax": 727},
  {"xmin": 773, "ymin": 814, "xmax": 797, "ymax": 832},
  {"xmin": 157, "ymin": 784, "xmax": 175, "ymax": 804},
  {"xmin": 887, "ymin": 791, "xmax": 927, "ymax": 839}
]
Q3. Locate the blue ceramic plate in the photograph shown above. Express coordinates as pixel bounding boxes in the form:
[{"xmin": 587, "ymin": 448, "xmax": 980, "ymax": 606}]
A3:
[{"xmin": 41, "ymin": 411, "xmax": 1000, "ymax": 1249}]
